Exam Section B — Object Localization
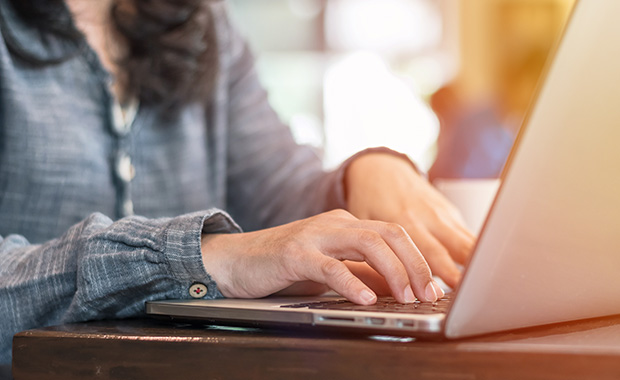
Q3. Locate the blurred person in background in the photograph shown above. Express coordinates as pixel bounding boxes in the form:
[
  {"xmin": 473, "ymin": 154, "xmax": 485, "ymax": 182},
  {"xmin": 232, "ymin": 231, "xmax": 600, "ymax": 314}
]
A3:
[{"xmin": 429, "ymin": 84, "xmax": 515, "ymax": 181}]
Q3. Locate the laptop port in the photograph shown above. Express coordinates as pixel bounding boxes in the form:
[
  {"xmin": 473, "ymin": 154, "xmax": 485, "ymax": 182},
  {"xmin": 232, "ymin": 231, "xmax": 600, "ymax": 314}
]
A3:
[
  {"xmin": 317, "ymin": 316, "xmax": 355, "ymax": 323},
  {"xmin": 366, "ymin": 317, "xmax": 386, "ymax": 325},
  {"xmin": 398, "ymin": 320, "xmax": 416, "ymax": 328}
]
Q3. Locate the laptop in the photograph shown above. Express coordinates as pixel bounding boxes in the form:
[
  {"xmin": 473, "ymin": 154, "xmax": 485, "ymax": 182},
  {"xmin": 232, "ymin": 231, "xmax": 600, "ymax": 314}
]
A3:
[{"xmin": 147, "ymin": 0, "xmax": 620, "ymax": 339}]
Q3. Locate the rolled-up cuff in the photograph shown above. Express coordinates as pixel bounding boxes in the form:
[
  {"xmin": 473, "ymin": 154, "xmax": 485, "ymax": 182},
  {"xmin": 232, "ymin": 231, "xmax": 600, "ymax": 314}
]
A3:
[{"xmin": 164, "ymin": 209, "xmax": 241, "ymax": 299}]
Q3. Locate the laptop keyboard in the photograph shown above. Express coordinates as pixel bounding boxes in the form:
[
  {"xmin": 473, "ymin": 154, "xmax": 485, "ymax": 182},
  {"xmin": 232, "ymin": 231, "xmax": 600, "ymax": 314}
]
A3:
[{"xmin": 281, "ymin": 292, "xmax": 453, "ymax": 315}]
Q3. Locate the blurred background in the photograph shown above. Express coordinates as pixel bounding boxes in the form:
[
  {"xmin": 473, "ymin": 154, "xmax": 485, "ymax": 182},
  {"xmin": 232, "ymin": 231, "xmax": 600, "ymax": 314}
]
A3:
[{"xmin": 227, "ymin": 0, "xmax": 576, "ymax": 180}]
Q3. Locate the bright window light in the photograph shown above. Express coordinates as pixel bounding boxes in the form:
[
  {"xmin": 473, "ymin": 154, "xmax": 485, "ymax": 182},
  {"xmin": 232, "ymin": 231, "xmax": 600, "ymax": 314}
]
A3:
[
  {"xmin": 325, "ymin": 0, "xmax": 443, "ymax": 54},
  {"xmin": 323, "ymin": 52, "xmax": 439, "ymax": 170}
]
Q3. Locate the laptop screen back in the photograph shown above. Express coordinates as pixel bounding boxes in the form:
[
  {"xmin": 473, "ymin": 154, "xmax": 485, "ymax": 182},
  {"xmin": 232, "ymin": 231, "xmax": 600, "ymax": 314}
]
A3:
[{"xmin": 445, "ymin": 0, "xmax": 620, "ymax": 338}]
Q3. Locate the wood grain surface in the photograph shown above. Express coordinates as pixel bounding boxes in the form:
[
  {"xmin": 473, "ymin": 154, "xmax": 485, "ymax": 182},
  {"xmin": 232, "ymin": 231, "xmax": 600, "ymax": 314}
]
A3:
[{"xmin": 12, "ymin": 315, "xmax": 620, "ymax": 380}]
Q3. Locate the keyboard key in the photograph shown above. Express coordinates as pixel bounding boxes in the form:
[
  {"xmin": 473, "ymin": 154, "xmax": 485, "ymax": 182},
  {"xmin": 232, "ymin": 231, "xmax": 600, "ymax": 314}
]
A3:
[{"xmin": 281, "ymin": 293, "xmax": 453, "ymax": 315}]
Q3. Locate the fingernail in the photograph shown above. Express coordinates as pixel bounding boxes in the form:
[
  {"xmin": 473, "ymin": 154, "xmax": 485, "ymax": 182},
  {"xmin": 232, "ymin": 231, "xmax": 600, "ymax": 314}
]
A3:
[
  {"xmin": 425, "ymin": 282, "xmax": 438, "ymax": 302},
  {"xmin": 360, "ymin": 289, "xmax": 377, "ymax": 304},
  {"xmin": 403, "ymin": 285, "xmax": 415, "ymax": 303},
  {"xmin": 432, "ymin": 280, "xmax": 445, "ymax": 299}
]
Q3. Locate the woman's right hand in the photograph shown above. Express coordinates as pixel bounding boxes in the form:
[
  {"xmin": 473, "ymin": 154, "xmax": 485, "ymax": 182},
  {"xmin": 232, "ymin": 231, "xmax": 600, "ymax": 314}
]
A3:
[{"xmin": 200, "ymin": 209, "xmax": 444, "ymax": 305}]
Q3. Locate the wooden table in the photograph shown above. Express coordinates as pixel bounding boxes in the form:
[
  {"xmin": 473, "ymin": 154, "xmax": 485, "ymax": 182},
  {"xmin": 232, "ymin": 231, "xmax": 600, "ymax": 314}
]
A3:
[{"xmin": 11, "ymin": 315, "xmax": 620, "ymax": 380}]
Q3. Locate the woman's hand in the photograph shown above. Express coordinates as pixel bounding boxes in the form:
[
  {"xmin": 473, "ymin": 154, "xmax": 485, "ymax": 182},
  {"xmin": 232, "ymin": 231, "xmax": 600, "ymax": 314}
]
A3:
[
  {"xmin": 344, "ymin": 153, "xmax": 476, "ymax": 288},
  {"xmin": 201, "ymin": 209, "xmax": 444, "ymax": 305}
]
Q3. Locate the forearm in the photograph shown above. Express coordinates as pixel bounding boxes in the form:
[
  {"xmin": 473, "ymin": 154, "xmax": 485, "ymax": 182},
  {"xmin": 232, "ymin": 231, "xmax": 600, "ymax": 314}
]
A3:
[{"xmin": 0, "ymin": 209, "xmax": 239, "ymax": 365}]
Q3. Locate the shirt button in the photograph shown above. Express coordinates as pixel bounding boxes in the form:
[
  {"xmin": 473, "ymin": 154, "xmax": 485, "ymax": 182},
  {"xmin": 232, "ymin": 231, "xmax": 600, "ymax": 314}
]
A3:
[
  {"xmin": 189, "ymin": 283, "xmax": 208, "ymax": 298},
  {"xmin": 122, "ymin": 199, "xmax": 134, "ymax": 216},
  {"xmin": 117, "ymin": 154, "xmax": 135, "ymax": 183}
]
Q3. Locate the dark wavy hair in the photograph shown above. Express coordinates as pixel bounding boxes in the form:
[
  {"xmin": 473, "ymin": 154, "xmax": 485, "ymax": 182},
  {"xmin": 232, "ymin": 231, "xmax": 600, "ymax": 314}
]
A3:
[{"xmin": 9, "ymin": 0, "xmax": 219, "ymax": 108}]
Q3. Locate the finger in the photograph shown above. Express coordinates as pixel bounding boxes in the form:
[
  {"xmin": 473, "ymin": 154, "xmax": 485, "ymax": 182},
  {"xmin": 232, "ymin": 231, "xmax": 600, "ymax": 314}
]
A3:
[
  {"xmin": 321, "ymin": 228, "xmax": 416, "ymax": 304},
  {"xmin": 344, "ymin": 261, "xmax": 391, "ymax": 296},
  {"xmin": 429, "ymin": 217, "xmax": 476, "ymax": 265},
  {"xmin": 274, "ymin": 281, "xmax": 330, "ymax": 297},
  {"xmin": 363, "ymin": 221, "xmax": 440, "ymax": 302},
  {"xmin": 403, "ymin": 221, "xmax": 462, "ymax": 288},
  {"xmin": 303, "ymin": 255, "xmax": 377, "ymax": 305},
  {"xmin": 337, "ymin": 220, "xmax": 439, "ymax": 302},
  {"xmin": 432, "ymin": 199, "xmax": 477, "ymax": 264},
  {"xmin": 440, "ymin": 202, "xmax": 476, "ymax": 240}
]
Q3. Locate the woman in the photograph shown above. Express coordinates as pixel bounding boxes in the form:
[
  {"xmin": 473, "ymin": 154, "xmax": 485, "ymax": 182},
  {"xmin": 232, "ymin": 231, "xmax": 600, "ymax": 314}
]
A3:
[{"xmin": 0, "ymin": 0, "xmax": 474, "ymax": 365}]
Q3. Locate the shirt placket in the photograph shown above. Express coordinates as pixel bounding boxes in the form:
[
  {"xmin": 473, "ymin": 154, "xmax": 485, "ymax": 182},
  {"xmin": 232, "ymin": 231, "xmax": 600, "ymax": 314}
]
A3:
[{"xmin": 110, "ymin": 97, "xmax": 139, "ymax": 219}]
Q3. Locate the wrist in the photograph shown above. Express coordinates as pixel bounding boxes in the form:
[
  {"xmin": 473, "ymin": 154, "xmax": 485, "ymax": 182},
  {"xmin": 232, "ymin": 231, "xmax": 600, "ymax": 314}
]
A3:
[
  {"xmin": 200, "ymin": 233, "xmax": 234, "ymax": 297},
  {"xmin": 345, "ymin": 152, "xmax": 419, "ymax": 200}
]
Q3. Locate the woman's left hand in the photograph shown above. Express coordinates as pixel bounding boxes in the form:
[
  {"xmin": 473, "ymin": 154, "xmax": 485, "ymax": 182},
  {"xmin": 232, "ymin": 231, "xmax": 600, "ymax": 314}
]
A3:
[{"xmin": 344, "ymin": 152, "xmax": 476, "ymax": 289}]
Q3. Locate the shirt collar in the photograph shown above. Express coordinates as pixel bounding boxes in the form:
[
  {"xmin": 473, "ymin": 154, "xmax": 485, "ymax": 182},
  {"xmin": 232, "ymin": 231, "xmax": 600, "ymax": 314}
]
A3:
[{"xmin": 0, "ymin": 0, "xmax": 83, "ymax": 64}]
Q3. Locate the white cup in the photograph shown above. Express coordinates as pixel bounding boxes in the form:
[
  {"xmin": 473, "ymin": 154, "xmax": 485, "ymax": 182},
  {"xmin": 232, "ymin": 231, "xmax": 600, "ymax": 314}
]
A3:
[{"xmin": 433, "ymin": 178, "xmax": 501, "ymax": 236}]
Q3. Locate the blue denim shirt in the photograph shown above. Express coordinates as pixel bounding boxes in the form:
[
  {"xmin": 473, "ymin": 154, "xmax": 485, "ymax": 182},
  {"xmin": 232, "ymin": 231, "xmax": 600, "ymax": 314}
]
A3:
[{"xmin": 0, "ymin": 1, "xmax": 354, "ymax": 364}]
